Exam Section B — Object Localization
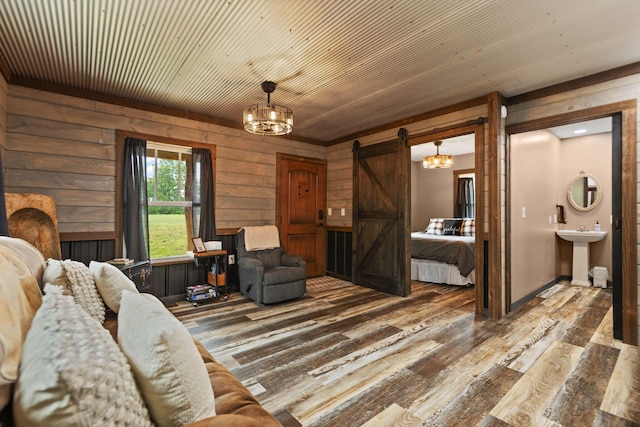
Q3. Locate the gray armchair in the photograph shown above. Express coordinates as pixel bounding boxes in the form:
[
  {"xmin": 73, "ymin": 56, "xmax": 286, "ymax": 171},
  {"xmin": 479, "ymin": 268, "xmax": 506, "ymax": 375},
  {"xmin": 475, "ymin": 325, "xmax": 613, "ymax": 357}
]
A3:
[{"xmin": 236, "ymin": 228, "xmax": 306, "ymax": 304}]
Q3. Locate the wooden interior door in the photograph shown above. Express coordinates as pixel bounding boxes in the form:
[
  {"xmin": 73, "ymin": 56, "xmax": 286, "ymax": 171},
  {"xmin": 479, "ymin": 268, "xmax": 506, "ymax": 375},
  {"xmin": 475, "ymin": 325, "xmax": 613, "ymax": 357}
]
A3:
[
  {"xmin": 277, "ymin": 155, "xmax": 326, "ymax": 277},
  {"xmin": 352, "ymin": 130, "xmax": 410, "ymax": 296}
]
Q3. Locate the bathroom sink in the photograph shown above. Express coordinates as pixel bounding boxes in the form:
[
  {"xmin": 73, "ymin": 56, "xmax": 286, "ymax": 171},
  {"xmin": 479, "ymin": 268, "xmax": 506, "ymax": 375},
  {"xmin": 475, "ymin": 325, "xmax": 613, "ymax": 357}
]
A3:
[
  {"xmin": 556, "ymin": 229, "xmax": 607, "ymax": 286},
  {"xmin": 556, "ymin": 229, "xmax": 607, "ymax": 243}
]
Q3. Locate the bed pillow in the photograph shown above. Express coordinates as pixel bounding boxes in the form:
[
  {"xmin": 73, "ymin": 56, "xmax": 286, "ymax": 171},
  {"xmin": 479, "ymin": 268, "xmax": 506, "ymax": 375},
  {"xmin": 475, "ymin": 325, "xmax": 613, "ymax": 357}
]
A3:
[
  {"xmin": 461, "ymin": 218, "xmax": 475, "ymax": 236},
  {"xmin": 13, "ymin": 284, "xmax": 153, "ymax": 426},
  {"xmin": 425, "ymin": 218, "xmax": 444, "ymax": 235},
  {"xmin": 443, "ymin": 219, "xmax": 463, "ymax": 236},
  {"xmin": 117, "ymin": 291, "xmax": 216, "ymax": 426}
]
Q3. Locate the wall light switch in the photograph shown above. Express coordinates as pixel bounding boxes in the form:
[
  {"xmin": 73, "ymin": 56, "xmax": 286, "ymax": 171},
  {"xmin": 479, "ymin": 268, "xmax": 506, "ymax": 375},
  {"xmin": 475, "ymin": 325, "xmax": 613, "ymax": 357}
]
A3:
[
  {"xmin": 327, "ymin": 208, "xmax": 332, "ymax": 216},
  {"xmin": 522, "ymin": 207, "xmax": 526, "ymax": 219},
  {"xmin": 341, "ymin": 208, "xmax": 346, "ymax": 216},
  {"xmin": 549, "ymin": 215, "xmax": 552, "ymax": 224},
  {"xmin": 553, "ymin": 214, "xmax": 557, "ymax": 223}
]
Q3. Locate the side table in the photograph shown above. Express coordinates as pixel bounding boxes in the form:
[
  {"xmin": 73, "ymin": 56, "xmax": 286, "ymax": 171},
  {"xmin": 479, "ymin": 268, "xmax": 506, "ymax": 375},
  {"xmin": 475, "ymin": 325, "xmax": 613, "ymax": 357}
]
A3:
[{"xmin": 192, "ymin": 249, "xmax": 228, "ymax": 304}]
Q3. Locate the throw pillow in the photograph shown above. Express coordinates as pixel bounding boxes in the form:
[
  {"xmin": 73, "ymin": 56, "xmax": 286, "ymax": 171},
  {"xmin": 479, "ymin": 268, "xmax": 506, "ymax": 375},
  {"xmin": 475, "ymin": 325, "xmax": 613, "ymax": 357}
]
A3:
[
  {"xmin": 89, "ymin": 261, "xmax": 139, "ymax": 313},
  {"xmin": 425, "ymin": 218, "xmax": 444, "ymax": 235},
  {"xmin": 43, "ymin": 259, "xmax": 106, "ymax": 323},
  {"xmin": 0, "ymin": 245, "xmax": 41, "ymax": 411},
  {"xmin": 118, "ymin": 291, "xmax": 216, "ymax": 427},
  {"xmin": 461, "ymin": 218, "xmax": 475, "ymax": 236},
  {"xmin": 13, "ymin": 284, "xmax": 153, "ymax": 426},
  {"xmin": 443, "ymin": 219, "xmax": 463, "ymax": 236}
]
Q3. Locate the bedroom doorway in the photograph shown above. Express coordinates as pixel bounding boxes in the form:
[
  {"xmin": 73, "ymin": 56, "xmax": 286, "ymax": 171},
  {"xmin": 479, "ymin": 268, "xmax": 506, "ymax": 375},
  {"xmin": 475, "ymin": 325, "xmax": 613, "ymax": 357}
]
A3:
[
  {"xmin": 407, "ymin": 120, "xmax": 485, "ymax": 316},
  {"xmin": 506, "ymin": 101, "xmax": 637, "ymax": 344}
]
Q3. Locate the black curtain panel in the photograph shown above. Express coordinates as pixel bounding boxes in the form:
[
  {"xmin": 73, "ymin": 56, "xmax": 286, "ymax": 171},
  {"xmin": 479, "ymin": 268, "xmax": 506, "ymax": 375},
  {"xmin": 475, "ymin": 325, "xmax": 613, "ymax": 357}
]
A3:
[
  {"xmin": 191, "ymin": 148, "xmax": 216, "ymax": 241},
  {"xmin": 455, "ymin": 177, "xmax": 475, "ymax": 218},
  {"xmin": 0, "ymin": 151, "xmax": 8, "ymax": 236},
  {"xmin": 123, "ymin": 137, "xmax": 150, "ymax": 261}
]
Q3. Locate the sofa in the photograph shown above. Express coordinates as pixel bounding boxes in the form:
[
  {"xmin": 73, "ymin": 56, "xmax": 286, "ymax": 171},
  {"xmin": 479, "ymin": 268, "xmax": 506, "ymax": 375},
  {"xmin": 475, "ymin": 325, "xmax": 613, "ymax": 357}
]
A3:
[{"xmin": 0, "ymin": 236, "xmax": 281, "ymax": 427}]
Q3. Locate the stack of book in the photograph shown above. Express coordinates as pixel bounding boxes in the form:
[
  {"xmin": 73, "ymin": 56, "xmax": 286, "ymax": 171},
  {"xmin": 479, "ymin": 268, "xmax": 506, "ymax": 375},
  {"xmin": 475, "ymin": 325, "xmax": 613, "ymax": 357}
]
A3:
[{"xmin": 186, "ymin": 284, "xmax": 216, "ymax": 302}]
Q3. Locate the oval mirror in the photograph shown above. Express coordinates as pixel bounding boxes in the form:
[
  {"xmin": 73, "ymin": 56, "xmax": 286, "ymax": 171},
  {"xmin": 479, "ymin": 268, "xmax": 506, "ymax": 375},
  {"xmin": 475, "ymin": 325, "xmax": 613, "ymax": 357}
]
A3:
[{"xmin": 567, "ymin": 173, "xmax": 602, "ymax": 211}]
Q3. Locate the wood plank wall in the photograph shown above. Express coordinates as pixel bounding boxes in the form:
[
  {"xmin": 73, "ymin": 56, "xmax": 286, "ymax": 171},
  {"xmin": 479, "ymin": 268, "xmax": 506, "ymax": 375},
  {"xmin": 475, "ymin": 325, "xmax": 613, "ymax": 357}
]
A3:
[
  {"xmin": 326, "ymin": 104, "xmax": 489, "ymax": 229},
  {"xmin": 506, "ymin": 73, "xmax": 640, "ymax": 343},
  {"xmin": 4, "ymin": 85, "xmax": 326, "ymax": 235},
  {"xmin": 0, "ymin": 72, "xmax": 7, "ymax": 160}
]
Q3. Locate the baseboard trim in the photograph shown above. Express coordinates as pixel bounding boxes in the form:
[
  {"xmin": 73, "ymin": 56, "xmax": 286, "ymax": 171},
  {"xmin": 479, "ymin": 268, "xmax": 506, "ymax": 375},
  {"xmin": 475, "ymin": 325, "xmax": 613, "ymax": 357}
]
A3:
[{"xmin": 510, "ymin": 276, "xmax": 569, "ymax": 311}]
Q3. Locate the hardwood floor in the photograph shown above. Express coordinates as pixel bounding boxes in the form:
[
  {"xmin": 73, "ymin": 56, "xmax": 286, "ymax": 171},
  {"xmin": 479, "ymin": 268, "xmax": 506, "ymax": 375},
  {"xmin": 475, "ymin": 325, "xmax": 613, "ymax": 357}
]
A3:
[{"xmin": 169, "ymin": 277, "xmax": 640, "ymax": 427}]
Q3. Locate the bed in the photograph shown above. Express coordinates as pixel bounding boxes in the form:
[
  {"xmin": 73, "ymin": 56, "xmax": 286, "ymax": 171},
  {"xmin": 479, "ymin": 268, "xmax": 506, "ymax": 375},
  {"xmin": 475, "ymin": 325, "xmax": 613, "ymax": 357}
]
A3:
[{"xmin": 410, "ymin": 224, "xmax": 476, "ymax": 286}]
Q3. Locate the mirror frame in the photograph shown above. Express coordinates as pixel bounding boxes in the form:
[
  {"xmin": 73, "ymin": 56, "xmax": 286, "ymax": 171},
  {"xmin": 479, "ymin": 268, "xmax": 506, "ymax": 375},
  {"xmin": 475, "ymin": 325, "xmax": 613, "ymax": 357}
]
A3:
[{"xmin": 567, "ymin": 173, "xmax": 602, "ymax": 212}]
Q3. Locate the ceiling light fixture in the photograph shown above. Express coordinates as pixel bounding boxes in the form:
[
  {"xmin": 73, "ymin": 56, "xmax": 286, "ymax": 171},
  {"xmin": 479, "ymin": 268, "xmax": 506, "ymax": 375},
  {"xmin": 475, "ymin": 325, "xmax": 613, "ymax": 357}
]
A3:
[
  {"xmin": 243, "ymin": 81, "xmax": 293, "ymax": 136},
  {"xmin": 423, "ymin": 140, "xmax": 453, "ymax": 169}
]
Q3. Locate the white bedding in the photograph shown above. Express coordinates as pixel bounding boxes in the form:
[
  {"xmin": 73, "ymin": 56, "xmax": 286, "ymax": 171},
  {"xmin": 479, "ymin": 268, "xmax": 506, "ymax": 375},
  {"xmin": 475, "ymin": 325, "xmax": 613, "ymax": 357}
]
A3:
[{"xmin": 411, "ymin": 258, "xmax": 475, "ymax": 286}]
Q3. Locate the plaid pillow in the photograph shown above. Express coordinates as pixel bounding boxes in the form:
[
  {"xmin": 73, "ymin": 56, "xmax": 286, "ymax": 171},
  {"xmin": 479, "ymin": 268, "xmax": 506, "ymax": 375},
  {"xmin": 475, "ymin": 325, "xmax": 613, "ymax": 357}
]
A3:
[
  {"xmin": 425, "ymin": 218, "xmax": 444, "ymax": 235},
  {"xmin": 461, "ymin": 218, "xmax": 475, "ymax": 236}
]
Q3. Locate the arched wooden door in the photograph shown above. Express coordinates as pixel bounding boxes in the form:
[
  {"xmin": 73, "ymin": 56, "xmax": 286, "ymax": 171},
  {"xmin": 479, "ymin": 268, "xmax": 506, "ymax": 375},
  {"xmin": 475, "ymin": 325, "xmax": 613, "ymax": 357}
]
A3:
[{"xmin": 277, "ymin": 154, "xmax": 326, "ymax": 277}]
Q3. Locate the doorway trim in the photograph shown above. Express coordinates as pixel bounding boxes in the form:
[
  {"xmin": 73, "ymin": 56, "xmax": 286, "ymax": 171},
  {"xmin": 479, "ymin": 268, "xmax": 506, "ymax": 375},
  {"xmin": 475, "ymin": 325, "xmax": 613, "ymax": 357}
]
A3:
[
  {"xmin": 505, "ymin": 99, "xmax": 637, "ymax": 345},
  {"xmin": 407, "ymin": 119, "xmax": 486, "ymax": 316}
]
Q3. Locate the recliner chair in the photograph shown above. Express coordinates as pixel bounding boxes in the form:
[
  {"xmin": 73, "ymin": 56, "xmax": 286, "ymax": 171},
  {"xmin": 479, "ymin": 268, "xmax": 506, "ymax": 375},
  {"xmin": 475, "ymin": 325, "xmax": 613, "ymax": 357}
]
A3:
[{"xmin": 236, "ymin": 227, "xmax": 306, "ymax": 304}]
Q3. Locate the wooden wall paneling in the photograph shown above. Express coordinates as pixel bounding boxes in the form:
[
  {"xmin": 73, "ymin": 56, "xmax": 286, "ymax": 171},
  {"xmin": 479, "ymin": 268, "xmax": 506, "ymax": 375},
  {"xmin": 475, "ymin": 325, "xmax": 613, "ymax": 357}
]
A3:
[
  {"xmin": 8, "ymin": 133, "xmax": 115, "ymax": 159},
  {"xmin": 487, "ymin": 92, "xmax": 504, "ymax": 319},
  {"xmin": 621, "ymin": 107, "xmax": 637, "ymax": 345}
]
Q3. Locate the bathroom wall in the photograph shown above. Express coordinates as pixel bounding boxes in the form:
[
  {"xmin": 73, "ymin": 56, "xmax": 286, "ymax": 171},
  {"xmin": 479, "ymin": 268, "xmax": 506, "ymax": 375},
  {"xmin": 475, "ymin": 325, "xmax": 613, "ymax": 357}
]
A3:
[
  {"xmin": 411, "ymin": 152, "xmax": 475, "ymax": 231},
  {"xmin": 510, "ymin": 130, "xmax": 612, "ymax": 303},
  {"xmin": 558, "ymin": 133, "xmax": 612, "ymax": 276}
]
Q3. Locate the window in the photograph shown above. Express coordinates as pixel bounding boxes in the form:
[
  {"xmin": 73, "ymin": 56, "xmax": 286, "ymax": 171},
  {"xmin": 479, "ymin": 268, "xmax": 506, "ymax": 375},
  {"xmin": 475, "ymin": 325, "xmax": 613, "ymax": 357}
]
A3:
[
  {"xmin": 146, "ymin": 142, "xmax": 192, "ymax": 258},
  {"xmin": 116, "ymin": 132, "xmax": 216, "ymax": 261}
]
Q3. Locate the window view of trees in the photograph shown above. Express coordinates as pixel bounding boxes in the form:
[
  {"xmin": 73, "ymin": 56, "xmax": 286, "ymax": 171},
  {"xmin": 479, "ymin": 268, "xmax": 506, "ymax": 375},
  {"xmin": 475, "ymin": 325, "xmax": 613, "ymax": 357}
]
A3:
[{"xmin": 146, "ymin": 145, "xmax": 192, "ymax": 258}]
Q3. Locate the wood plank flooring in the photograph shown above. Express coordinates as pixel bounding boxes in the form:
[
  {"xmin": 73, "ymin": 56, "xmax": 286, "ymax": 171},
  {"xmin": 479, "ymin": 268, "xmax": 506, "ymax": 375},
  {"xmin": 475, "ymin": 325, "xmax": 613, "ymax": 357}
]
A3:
[{"xmin": 168, "ymin": 277, "xmax": 640, "ymax": 427}]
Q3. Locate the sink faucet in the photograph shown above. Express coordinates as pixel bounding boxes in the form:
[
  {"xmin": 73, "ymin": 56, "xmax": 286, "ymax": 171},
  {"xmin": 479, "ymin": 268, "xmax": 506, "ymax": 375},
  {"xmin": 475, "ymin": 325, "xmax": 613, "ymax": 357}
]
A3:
[{"xmin": 580, "ymin": 224, "xmax": 585, "ymax": 231}]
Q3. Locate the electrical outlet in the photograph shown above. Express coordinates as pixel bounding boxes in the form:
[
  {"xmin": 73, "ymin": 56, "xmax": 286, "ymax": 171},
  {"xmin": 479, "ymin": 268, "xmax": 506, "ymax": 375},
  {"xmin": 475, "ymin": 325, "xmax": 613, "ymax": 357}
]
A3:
[{"xmin": 228, "ymin": 254, "xmax": 235, "ymax": 264}]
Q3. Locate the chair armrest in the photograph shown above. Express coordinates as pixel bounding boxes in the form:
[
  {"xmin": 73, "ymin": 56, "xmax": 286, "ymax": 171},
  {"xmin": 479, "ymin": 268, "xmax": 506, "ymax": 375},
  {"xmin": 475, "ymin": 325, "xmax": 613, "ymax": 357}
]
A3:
[{"xmin": 280, "ymin": 254, "xmax": 306, "ymax": 268}]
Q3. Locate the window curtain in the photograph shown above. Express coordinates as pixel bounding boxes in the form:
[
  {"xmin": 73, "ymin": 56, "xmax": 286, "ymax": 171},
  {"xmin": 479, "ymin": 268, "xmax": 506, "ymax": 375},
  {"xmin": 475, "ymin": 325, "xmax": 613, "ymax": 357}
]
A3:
[
  {"xmin": 123, "ymin": 137, "xmax": 150, "ymax": 260},
  {"xmin": 0, "ymin": 151, "xmax": 8, "ymax": 236},
  {"xmin": 191, "ymin": 148, "xmax": 216, "ymax": 240},
  {"xmin": 455, "ymin": 177, "xmax": 475, "ymax": 218}
]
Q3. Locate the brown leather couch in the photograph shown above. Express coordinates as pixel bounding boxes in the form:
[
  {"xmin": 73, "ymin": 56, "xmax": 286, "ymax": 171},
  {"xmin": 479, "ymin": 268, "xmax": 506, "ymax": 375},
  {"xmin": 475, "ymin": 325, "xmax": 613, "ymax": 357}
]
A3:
[{"xmin": 0, "ymin": 237, "xmax": 281, "ymax": 427}]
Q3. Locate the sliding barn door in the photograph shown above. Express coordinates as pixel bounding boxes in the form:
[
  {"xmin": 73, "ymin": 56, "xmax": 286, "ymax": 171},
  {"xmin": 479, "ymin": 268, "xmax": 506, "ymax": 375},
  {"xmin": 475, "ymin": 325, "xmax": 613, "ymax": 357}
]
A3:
[{"xmin": 352, "ymin": 129, "xmax": 410, "ymax": 296}]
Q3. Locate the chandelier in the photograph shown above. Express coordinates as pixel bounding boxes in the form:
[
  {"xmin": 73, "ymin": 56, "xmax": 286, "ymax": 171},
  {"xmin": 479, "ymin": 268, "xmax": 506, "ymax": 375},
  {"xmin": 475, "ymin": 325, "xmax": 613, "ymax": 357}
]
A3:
[
  {"xmin": 243, "ymin": 81, "xmax": 293, "ymax": 136},
  {"xmin": 423, "ymin": 140, "xmax": 453, "ymax": 169}
]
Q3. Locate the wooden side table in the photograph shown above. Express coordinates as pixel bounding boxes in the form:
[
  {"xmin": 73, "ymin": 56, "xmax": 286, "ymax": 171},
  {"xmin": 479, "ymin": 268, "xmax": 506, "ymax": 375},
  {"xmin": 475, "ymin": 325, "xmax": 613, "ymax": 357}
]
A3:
[{"xmin": 192, "ymin": 249, "xmax": 228, "ymax": 304}]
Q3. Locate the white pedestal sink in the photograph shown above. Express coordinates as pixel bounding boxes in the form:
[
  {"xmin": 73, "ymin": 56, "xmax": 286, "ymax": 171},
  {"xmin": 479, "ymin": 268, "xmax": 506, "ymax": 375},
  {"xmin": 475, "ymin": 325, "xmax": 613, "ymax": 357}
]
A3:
[{"xmin": 556, "ymin": 230, "xmax": 607, "ymax": 286}]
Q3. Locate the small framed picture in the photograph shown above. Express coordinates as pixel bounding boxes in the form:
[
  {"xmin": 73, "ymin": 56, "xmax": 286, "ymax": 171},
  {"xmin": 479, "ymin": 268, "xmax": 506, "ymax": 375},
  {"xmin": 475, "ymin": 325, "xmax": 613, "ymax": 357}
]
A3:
[{"xmin": 192, "ymin": 237, "xmax": 206, "ymax": 253}]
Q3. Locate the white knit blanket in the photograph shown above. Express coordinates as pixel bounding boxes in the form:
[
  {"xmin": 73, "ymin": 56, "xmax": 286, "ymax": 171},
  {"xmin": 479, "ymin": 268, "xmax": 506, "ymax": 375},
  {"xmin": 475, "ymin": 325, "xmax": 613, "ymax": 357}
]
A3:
[{"xmin": 242, "ymin": 225, "xmax": 280, "ymax": 251}]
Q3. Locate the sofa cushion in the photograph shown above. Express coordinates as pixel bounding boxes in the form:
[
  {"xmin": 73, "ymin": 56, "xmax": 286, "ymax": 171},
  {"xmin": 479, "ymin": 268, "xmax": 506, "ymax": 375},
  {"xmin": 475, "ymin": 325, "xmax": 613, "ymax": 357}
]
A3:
[
  {"xmin": 13, "ymin": 284, "xmax": 153, "ymax": 426},
  {"xmin": 189, "ymin": 340, "xmax": 282, "ymax": 427},
  {"xmin": 44, "ymin": 259, "xmax": 106, "ymax": 323},
  {"xmin": 0, "ymin": 245, "xmax": 42, "ymax": 411},
  {"xmin": 89, "ymin": 260, "xmax": 139, "ymax": 313},
  {"xmin": 118, "ymin": 291, "xmax": 216, "ymax": 427},
  {"xmin": 0, "ymin": 237, "xmax": 46, "ymax": 290}
]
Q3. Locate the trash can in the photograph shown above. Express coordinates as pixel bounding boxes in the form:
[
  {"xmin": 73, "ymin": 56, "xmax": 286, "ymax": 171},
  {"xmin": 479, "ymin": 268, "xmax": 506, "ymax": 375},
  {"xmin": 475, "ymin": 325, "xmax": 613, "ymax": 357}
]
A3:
[{"xmin": 591, "ymin": 266, "xmax": 608, "ymax": 288}]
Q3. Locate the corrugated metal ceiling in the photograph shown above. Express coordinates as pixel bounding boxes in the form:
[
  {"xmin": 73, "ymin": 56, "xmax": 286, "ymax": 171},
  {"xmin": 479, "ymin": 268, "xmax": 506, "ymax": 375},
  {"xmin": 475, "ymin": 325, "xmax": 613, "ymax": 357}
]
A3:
[{"xmin": 1, "ymin": 0, "xmax": 639, "ymax": 144}]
